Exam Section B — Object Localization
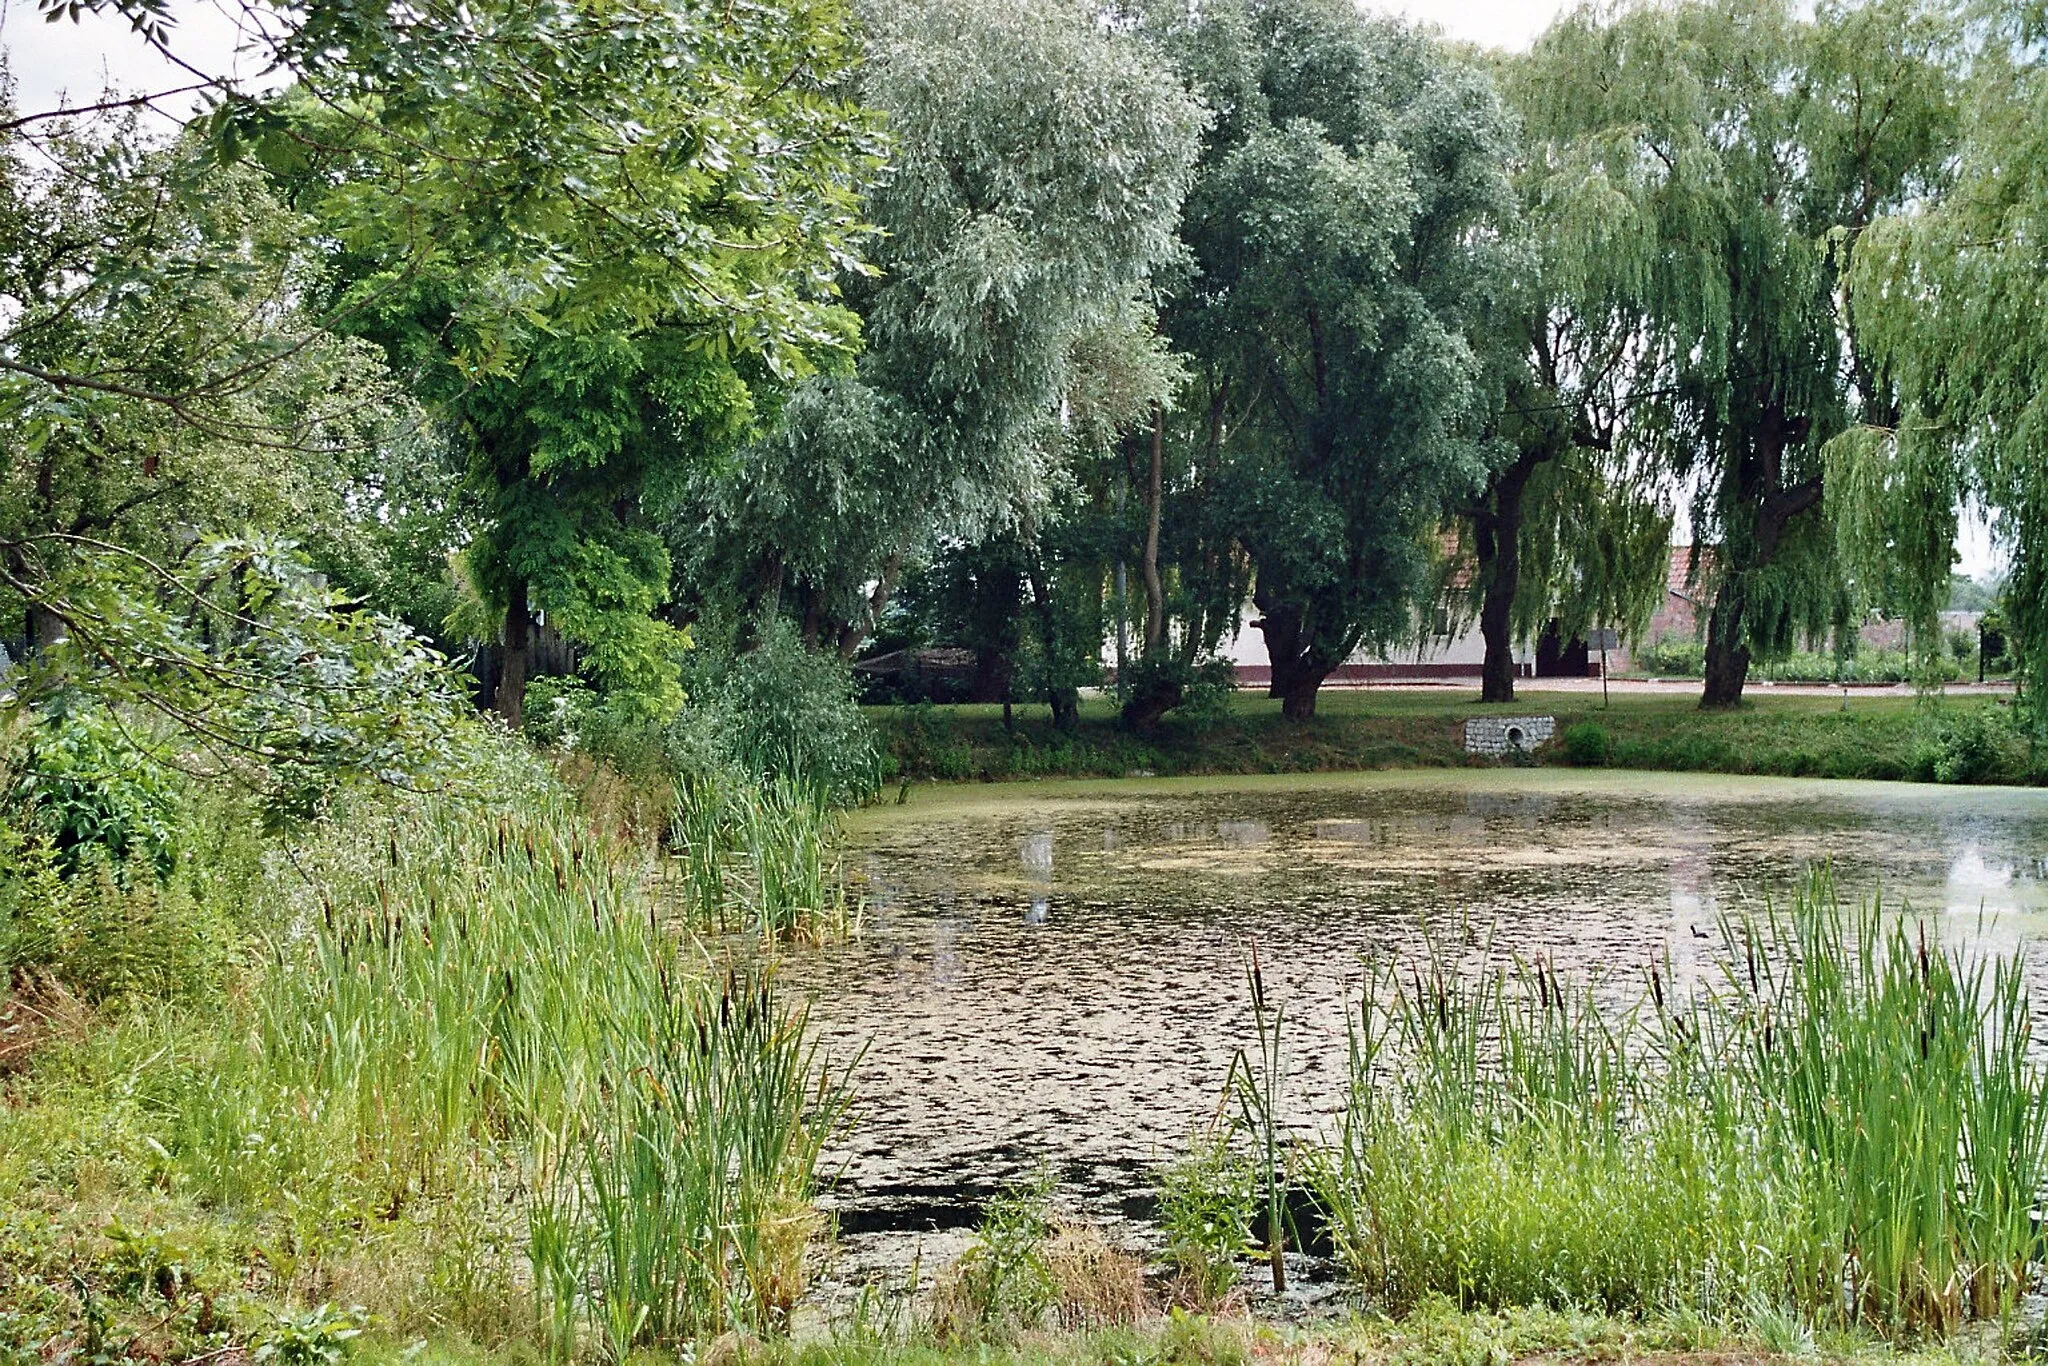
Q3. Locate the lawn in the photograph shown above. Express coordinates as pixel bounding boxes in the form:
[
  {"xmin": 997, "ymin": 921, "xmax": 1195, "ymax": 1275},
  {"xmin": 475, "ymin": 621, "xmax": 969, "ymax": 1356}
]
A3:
[{"xmin": 872, "ymin": 687, "xmax": 2038, "ymax": 786}]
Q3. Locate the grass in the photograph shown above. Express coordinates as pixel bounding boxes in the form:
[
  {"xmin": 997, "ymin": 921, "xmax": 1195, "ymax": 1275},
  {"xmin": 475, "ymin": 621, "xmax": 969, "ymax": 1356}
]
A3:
[
  {"xmin": 873, "ymin": 689, "xmax": 2043, "ymax": 786},
  {"xmin": 0, "ymin": 769, "xmax": 849, "ymax": 1364},
  {"xmin": 1296, "ymin": 870, "xmax": 2048, "ymax": 1335}
]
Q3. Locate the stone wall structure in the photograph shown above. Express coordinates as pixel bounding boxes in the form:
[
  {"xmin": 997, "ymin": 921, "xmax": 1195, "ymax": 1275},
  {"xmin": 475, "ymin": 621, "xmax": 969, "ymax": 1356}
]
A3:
[{"xmin": 1463, "ymin": 715, "xmax": 1554, "ymax": 755}]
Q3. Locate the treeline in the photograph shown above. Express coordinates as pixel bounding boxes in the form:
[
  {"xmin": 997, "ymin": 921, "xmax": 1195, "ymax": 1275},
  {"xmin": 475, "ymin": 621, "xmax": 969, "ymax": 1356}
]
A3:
[{"xmin": 4, "ymin": 0, "xmax": 2047, "ymax": 796}]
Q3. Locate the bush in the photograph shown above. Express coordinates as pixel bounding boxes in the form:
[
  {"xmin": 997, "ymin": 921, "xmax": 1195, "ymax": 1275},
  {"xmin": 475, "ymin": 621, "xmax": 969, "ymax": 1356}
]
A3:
[
  {"xmin": 10, "ymin": 708, "xmax": 179, "ymax": 879},
  {"xmin": 674, "ymin": 620, "xmax": 881, "ymax": 806},
  {"xmin": 1559, "ymin": 722, "xmax": 1614, "ymax": 767},
  {"xmin": 1632, "ymin": 635, "xmax": 1704, "ymax": 677},
  {"xmin": 1911, "ymin": 707, "xmax": 2017, "ymax": 785}
]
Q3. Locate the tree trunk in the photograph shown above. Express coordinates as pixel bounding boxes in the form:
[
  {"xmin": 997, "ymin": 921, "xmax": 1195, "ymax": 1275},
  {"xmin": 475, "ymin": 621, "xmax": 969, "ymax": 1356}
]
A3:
[
  {"xmin": 1279, "ymin": 668, "xmax": 1326, "ymax": 721},
  {"xmin": 838, "ymin": 550, "xmax": 906, "ymax": 660},
  {"xmin": 1023, "ymin": 545, "xmax": 1079, "ymax": 731},
  {"xmin": 1255, "ymin": 596, "xmax": 1302, "ymax": 701},
  {"xmin": 1141, "ymin": 402, "xmax": 1167, "ymax": 655},
  {"xmin": 1702, "ymin": 580, "xmax": 1751, "ymax": 708},
  {"xmin": 26, "ymin": 603, "xmax": 68, "ymax": 652},
  {"xmin": 1255, "ymin": 600, "xmax": 1330, "ymax": 721},
  {"xmin": 1474, "ymin": 447, "xmax": 1547, "ymax": 704},
  {"xmin": 496, "ymin": 579, "xmax": 532, "ymax": 729},
  {"xmin": 969, "ymin": 648, "xmax": 1011, "ymax": 705}
]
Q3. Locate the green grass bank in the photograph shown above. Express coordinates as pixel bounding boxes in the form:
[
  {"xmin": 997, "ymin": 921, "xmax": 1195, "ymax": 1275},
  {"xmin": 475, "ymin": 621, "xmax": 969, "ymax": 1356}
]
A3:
[{"xmin": 875, "ymin": 689, "xmax": 2043, "ymax": 787}]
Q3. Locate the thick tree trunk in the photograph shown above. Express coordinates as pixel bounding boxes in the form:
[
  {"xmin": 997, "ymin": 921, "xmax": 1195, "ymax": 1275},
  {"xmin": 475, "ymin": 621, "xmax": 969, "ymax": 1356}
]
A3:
[
  {"xmin": 1255, "ymin": 597, "xmax": 1301, "ymax": 701},
  {"xmin": 1473, "ymin": 447, "xmax": 1548, "ymax": 705},
  {"xmin": 1279, "ymin": 669, "xmax": 1326, "ymax": 721},
  {"xmin": 1701, "ymin": 584, "xmax": 1751, "ymax": 709},
  {"xmin": 1699, "ymin": 408, "xmax": 1819, "ymax": 711},
  {"xmin": 1254, "ymin": 598, "xmax": 1329, "ymax": 720},
  {"xmin": 496, "ymin": 579, "xmax": 532, "ymax": 729}
]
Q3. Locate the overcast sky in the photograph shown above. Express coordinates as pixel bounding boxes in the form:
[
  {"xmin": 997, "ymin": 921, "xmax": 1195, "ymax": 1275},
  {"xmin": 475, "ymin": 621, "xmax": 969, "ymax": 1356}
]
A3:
[
  {"xmin": 1, "ymin": 0, "xmax": 1572, "ymax": 117},
  {"xmin": 0, "ymin": 0, "xmax": 2007, "ymax": 580}
]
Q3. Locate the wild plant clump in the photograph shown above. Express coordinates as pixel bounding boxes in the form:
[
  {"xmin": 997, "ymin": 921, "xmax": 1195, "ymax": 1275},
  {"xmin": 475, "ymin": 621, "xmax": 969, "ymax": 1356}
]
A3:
[
  {"xmin": 1306, "ymin": 872, "xmax": 2048, "ymax": 1337},
  {"xmin": 151, "ymin": 791, "xmax": 847, "ymax": 1357}
]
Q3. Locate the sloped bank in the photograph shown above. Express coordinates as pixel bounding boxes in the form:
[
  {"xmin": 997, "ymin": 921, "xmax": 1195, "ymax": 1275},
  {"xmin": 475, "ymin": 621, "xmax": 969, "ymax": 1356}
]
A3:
[{"xmin": 874, "ymin": 691, "xmax": 2043, "ymax": 788}]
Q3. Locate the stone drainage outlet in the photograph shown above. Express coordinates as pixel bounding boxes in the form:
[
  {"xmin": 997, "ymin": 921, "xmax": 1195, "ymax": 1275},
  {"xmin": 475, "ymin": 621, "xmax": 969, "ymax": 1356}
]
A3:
[{"xmin": 1463, "ymin": 715, "xmax": 1555, "ymax": 755}]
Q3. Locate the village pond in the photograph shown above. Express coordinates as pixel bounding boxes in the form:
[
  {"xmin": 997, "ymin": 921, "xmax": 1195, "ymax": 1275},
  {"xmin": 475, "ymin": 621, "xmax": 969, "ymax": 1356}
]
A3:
[{"xmin": 785, "ymin": 770, "xmax": 2048, "ymax": 1285}]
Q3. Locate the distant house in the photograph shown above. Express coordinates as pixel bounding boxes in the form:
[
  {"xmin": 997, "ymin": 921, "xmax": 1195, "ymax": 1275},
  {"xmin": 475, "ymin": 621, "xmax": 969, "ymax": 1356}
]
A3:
[{"xmin": 1210, "ymin": 544, "xmax": 1718, "ymax": 686}]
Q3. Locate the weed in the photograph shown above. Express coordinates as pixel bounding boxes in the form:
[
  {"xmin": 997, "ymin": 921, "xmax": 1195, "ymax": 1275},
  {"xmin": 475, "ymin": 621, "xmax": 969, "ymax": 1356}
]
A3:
[
  {"xmin": 931, "ymin": 1173, "xmax": 1058, "ymax": 1340},
  {"xmin": 1156, "ymin": 1138, "xmax": 1255, "ymax": 1310},
  {"xmin": 252, "ymin": 1304, "xmax": 366, "ymax": 1366}
]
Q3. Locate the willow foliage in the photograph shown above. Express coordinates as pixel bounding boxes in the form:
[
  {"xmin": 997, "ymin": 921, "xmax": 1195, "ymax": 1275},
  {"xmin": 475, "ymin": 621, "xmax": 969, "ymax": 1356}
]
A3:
[{"xmin": 1846, "ymin": 0, "xmax": 2048, "ymax": 719}]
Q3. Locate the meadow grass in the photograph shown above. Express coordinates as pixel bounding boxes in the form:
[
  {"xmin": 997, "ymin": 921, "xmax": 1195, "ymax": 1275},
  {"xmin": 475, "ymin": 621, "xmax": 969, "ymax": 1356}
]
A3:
[
  {"xmin": 873, "ymin": 690, "xmax": 2038, "ymax": 786},
  {"xmin": 1305, "ymin": 871, "xmax": 2048, "ymax": 1335}
]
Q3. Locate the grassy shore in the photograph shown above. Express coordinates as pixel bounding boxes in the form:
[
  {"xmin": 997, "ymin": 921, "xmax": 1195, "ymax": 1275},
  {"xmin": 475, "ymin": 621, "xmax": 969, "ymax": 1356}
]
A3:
[
  {"xmin": 347, "ymin": 1302, "xmax": 2016, "ymax": 1366},
  {"xmin": 874, "ymin": 688, "xmax": 2042, "ymax": 786}
]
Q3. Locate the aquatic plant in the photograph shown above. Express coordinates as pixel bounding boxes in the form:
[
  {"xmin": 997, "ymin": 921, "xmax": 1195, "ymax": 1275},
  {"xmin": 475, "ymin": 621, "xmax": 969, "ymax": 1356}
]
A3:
[
  {"xmin": 1156, "ymin": 1134, "xmax": 1257, "ymax": 1309},
  {"xmin": 1304, "ymin": 871, "xmax": 2048, "ymax": 1335},
  {"xmin": 1227, "ymin": 944, "xmax": 1290, "ymax": 1294},
  {"xmin": 931, "ymin": 1171, "xmax": 1060, "ymax": 1340},
  {"xmin": 667, "ymin": 774, "xmax": 862, "ymax": 942},
  {"xmin": 159, "ymin": 793, "xmax": 845, "ymax": 1355}
]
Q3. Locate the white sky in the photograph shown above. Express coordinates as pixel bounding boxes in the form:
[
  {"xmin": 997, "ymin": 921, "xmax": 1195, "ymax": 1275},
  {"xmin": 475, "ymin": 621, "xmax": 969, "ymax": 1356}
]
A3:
[
  {"xmin": 0, "ymin": 0, "xmax": 2008, "ymax": 581},
  {"xmin": 1, "ymin": 0, "xmax": 1569, "ymax": 117}
]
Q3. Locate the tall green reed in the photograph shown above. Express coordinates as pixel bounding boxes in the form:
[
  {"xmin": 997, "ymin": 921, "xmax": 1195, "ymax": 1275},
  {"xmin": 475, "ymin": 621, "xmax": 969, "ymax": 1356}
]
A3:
[
  {"xmin": 1308, "ymin": 871, "xmax": 2048, "ymax": 1336},
  {"xmin": 666, "ymin": 775, "xmax": 859, "ymax": 942},
  {"xmin": 160, "ymin": 793, "xmax": 847, "ymax": 1355},
  {"xmin": 1228, "ymin": 942, "xmax": 1289, "ymax": 1293}
]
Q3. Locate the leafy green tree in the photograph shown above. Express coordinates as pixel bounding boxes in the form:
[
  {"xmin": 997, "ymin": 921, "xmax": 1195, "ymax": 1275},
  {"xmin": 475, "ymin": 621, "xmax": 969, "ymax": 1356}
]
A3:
[
  {"xmin": 0, "ymin": 111, "xmax": 405, "ymax": 649},
  {"xmin": 27, "ymin": 0, "xmax": 885, "ymax": 730},
  {"xmin": 669, "ymin": 0, "xmax": 1204, "ymax": 659},
  {"xmin": 1518, "ymin": 0, "xmax": 1957, "ymax": 708},
  {"xmin": 1148, "ymin": 0, "xmax": 1521, "ymax": 720},
  {"xmin": 1840, "ymin": 0, "xmax": 2048, "ymax": 718},
  {"xmin": 280, "ymin": 0, "xmax": 882, "ymax": 725}
]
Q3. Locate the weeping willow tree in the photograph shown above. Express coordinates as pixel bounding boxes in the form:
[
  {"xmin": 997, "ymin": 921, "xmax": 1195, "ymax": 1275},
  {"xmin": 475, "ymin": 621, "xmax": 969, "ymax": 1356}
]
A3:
[
  {"xmin": 1837, "ymin": 0, "xmax": 2046, "ymax": 724},
  {"xmin": 1517, "ymin": 0, "xmax": 1957, "ymax": 708}
]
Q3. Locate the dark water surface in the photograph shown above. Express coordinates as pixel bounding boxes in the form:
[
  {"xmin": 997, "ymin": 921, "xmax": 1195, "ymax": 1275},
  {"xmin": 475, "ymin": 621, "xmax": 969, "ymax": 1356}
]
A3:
[{"xmin": 784, "ymin": 770, "xmax": 2048, "ymax": 1280}]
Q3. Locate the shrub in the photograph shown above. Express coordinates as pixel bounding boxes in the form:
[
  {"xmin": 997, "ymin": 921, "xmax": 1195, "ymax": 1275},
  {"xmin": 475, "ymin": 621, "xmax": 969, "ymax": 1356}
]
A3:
[
  {"xmin": 1912, "ymin": 707, "xmax": 2015, "ymax": 785},
  {"xmin": 1559, "ymin": 722, "xmax": 1613, "ymax": 767},
  {"xmin": 1633, "ymin": 635, "xmax": 1704, "ymax": 677},
  {"xmin": 10, "ymin": 708, "xmax": 179, "ymax": 879},
  {"xmin": 676, "ymin": 620, "xmax": 881, "ymax": 806}
]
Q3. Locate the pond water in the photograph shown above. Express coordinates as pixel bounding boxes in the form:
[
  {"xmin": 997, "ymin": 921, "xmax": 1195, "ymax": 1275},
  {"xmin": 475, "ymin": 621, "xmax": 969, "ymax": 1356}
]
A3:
[{"xmin": 783, "ymin": 770, "xmax": 2048, "ymax": 1284}]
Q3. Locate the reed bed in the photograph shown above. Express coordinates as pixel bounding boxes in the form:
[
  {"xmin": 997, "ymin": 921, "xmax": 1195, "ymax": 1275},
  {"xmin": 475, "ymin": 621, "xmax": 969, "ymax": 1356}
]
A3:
[
  {"xmin": 666, "ymin": 775, "xmax": 861, "ymax": 941},
  {"xmin": 157, "ymin": 793, "xmax": 846, "ymax": 1356},
  {"xmin": 1309, "ymin": 872, "xmax": 2048, "ymax": 1336}
]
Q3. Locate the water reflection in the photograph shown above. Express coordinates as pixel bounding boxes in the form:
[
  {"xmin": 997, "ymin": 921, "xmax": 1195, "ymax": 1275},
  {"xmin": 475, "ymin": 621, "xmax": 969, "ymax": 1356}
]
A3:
[{"xmin": 789, "ymin": 771, "xmax": 2048, "ymax": 1272}]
